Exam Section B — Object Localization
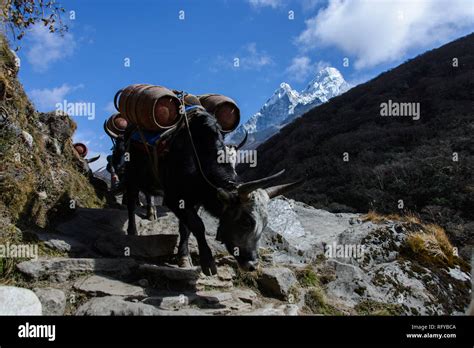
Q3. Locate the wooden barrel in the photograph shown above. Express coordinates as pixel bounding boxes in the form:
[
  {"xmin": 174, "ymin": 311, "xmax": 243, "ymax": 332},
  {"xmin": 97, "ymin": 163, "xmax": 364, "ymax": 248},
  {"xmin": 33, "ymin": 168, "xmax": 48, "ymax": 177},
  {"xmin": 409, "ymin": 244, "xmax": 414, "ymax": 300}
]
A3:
[
  {"xmin": 114, "ymin": 84, "xmax": 181, "ymax": 131},
  {"xmin": 198, "ymin": 94, "xmax": 240, "ymax": 132},
  {"xmin": 104, "ymin": 113, "xmax": 128, "ymax": 138},
  {"xmin": 73, "ymin": 143, "xmax": 88, "ymax": 158}
]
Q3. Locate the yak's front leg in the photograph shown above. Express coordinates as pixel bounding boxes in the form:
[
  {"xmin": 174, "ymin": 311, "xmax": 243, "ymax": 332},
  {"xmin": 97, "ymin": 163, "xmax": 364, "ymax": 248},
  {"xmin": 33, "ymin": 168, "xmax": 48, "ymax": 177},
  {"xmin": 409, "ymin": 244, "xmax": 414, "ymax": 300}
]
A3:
[
  {"xmin": 145, "ymin": 194, "xmax": 157, "ymax": 221},
  {"xmin": 180, "ymin": 208, "xmax": 216, "ymax": 276},
  {"xmin": 126, "ymin": 186, "xmax": 139, "ymax": 236},
  {"xmin": 177, "ymin": 221, "xmax": 193, "ymax": 268}
]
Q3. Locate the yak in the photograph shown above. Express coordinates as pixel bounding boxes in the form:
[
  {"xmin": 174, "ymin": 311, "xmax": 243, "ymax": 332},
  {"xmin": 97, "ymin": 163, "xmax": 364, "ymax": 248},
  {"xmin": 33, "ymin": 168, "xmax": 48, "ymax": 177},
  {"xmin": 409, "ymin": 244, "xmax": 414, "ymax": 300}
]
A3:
[{"xmin": 125, "ymin": 108, "xmax": 302, "ymax": 275}]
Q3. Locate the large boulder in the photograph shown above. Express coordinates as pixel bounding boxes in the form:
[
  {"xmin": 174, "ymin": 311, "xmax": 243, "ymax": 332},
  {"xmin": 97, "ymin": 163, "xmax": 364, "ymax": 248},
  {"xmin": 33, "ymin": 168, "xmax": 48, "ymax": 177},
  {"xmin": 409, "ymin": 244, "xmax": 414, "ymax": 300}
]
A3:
[
  {"xmin": 257, "ymin": 267, "xmax": 298, "ymax": 300},
  {"xmin": 0, "ymin": 286, "xmax": 42, "ymax": 315},
  {"xmin": 260, "ymin": 197, "xmax": 472, "ymax": 315}
]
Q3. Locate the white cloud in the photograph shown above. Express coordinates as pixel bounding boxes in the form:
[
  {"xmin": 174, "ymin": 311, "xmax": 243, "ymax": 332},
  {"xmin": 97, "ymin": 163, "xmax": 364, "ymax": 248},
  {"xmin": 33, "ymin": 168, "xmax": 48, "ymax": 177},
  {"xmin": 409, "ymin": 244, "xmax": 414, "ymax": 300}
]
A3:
[
  {"xmin": 29, "ymin": 84, "xmax": 84, "ymax": 111},
  {"xmin": 247, "ymin": 0, "xmax": 284, "ymax": 9},
  {"xmin": 25, "ymin": 24, "xmax": 76, "ymax": 72},
  {"xmin": 297, "ymin": 0, "xmax": 474, "ymax": 69},
  {"xmin": 241, "ymin": 43, "xmax": 274, "ymax": 70},
  {"xmin": 286, "ymin": 56, "xmax": 329, "ymax": 82},
  {"xmin": 211, "ymin": 42, "xmax": 274, "ymax": 72}
]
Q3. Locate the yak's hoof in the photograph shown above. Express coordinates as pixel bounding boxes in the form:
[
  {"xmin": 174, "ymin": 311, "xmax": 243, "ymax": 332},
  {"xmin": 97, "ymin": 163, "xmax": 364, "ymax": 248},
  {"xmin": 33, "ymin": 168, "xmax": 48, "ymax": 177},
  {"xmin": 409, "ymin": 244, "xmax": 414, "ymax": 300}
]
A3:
[
  {"xmin": 127, "ymin": 229, "xmax": 138, "ymax": 236},
  {"xmin": 146, "ymin": 208, "xmax": 157, "ymax": 221},
  {"xmin": 178, "ymin": 256, "xmax": 193, "ymax": 268},
  {"xmin": 200, "ymin": 259, "xmax": 217, "ymax": 276}
]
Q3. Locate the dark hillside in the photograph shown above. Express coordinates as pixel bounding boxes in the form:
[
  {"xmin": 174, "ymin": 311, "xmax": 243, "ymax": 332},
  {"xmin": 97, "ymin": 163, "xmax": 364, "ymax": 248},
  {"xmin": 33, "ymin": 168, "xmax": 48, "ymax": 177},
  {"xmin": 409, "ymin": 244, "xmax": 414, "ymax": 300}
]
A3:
[{"xmin": 241, "ymin": 33, "xmax": 474, "ymax": 257}]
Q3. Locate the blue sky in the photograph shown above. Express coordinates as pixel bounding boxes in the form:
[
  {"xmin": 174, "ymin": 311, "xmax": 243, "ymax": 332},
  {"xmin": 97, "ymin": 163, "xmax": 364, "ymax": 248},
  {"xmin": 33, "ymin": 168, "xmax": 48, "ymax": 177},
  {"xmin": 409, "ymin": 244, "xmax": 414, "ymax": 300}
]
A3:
[{"xmin": 10, "ymin": 0, "xmax": 474, "ymax": 170}]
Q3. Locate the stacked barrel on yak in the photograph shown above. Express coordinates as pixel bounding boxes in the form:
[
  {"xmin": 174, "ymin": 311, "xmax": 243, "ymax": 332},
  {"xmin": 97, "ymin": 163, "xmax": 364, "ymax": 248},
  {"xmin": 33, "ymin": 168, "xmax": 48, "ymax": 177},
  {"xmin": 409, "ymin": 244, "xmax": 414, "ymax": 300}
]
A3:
[{"xmin": 104, "ymin": 84, "xmax": 240, "ymax": 136}]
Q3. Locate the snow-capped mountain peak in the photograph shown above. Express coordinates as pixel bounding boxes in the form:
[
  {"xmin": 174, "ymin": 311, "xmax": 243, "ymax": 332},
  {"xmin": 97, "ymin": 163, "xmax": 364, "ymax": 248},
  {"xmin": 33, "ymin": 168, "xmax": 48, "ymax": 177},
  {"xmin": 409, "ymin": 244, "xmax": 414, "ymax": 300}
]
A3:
[
  {"xmin": 300, "ymin": 67, "xmax": 349, "ymax": 104},
  {"xmin": 227, "ymin": 67, "xmax": 350, "ymax": 148}
]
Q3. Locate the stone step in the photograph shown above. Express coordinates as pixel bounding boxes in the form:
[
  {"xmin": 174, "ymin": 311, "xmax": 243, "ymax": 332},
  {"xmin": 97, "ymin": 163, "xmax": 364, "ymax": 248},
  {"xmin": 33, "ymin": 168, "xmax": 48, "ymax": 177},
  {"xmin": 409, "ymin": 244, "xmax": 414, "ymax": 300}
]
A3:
[
  {"xmin": 196, "ymin": 276, "xmax": 234, "ymax": 290},
  {"xmin": 56, "ymin": 207, "xmax": 179, "ymax": 241},
  {"xmin": 16, "ymin": 257, "xmax": 137, "ymax": 282},
  {"xmin": 94, "ymin": 234, "xmax": 178, "ymax": 259},
  {"xmin": 30, "ymin": 231, "xmax": 93, "ymax": 256},
  {"xmin": 73, "ymin": 275, "xmax": 147, "ymax": 298},
  {"xmin": 54, "ymin": 207, "xmax": 179, "ymax": 259},
  {"xmin": 75, "ymin": 296, "xmax": 165, "ymax": 316},
  {"xmin": 142, "ymin": 295, "xmax": 190, "ymax": 310},
  {"xmin": 138, "ymin": 264, "xmax": 201, "ymax": 290},
  {"xmin": 241, "ymin": 303, "xmax": 299, "ymax": 316}
]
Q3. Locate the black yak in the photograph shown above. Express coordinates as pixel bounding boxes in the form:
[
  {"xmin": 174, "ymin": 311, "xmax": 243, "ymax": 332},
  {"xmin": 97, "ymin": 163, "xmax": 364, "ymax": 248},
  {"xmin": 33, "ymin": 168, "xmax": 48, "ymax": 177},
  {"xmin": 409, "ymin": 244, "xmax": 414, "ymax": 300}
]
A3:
[{"xmin": 125, "ymin": 108, "xmax": 302, "ymax": 275}]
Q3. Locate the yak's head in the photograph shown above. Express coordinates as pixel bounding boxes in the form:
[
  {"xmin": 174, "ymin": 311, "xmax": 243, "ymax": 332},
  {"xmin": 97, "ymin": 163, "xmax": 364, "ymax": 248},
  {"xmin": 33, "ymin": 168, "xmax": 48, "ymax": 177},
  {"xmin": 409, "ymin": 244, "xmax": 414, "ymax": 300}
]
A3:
[{"xmin": 217, "ymin": 170, "xmax": 303, "ymax": 271}]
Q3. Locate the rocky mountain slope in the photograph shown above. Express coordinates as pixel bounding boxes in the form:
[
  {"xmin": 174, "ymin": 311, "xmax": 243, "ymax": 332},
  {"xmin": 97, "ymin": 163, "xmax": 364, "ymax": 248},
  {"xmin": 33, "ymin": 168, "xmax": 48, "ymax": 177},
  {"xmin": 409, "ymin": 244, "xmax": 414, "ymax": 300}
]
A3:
[
  {"xmin": 1, "ymin": 198, "xmax": 470, "ymax": 316},
  {"xmin": 240, "ymin": 33, "xmax": 474, "ymax": 260},
  {"xmin": 227, "ymin": 67, "xmax": 350, "ymax": 149},
  {"xmin": 0, "ymin": 35, "xmax": 104, "ymax": 230},
  {"xmin": 0, "ymin": 34, "xmax": 105, "ymax": 285}
]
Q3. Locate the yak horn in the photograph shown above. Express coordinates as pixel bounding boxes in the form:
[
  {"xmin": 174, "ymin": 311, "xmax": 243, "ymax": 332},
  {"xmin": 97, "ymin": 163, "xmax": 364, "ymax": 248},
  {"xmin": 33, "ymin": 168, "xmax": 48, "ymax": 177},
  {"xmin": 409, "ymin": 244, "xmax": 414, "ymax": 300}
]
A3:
[
  {"xmin": 237, "ymin": 169, "xmax": 285, "ymax": 196},
  {"xmin": 86, "ymin": 155, "xmax": 101, "ymax": 164},
  {"xmin": 265, "ymin": 178, "xmax": 305, "ymax": 199}
]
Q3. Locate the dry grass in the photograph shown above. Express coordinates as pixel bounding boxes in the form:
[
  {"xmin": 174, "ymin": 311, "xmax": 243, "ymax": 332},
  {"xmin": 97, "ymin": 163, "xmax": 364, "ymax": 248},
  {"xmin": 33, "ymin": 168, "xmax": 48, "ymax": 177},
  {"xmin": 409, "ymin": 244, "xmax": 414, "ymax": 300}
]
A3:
[
  {"xmin": 362, "ymin": 211, "xmax": 460, "ymax": 269},
  {"xmin": 295, "ymin": 265, "xmax": 319, "ymax": 288},
  {"xmin": 406, "ymin": 224, "xmax": 457, "ymax": 267},
  {"xmin": 304, "ymin": 287, "xmax": 342, "ymax": 315},
  {"xmin": 355, "ymin": 300, "xmax": 403, "ymax": 316},
  {"xmin": 362, "ymin": 210, "xmax": 421, "ymax": 224}
]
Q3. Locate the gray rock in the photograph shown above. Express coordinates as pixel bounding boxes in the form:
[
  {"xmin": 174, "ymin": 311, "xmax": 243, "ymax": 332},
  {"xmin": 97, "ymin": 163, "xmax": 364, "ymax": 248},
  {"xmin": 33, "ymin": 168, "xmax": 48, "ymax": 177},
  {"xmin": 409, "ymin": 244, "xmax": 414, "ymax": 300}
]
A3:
[
  {"xmin": 76, "ymin": 296, "xmax": 165, "ymax": 316},
  {"xmin": 242, "ymin": 303, "xmax": 299, "ymax": 316},
  {"xmin": 216, "ymin": 265, "xmax": 236, "ymax": 281},
  {"xmin": 52, "ymin": 138, "xmax": 62, "ymax": 155},
  {"xmin": 227, "ymin": 301, "xmax": 253, "ymax": 312},
  {"xmin": 21, "ymin": 130, "xmax": 34, "ymax": 148},
  {"xmin": 232, "ymin": 288, "xmax": 258, "ymax": 305},
  {"xmin": 195, "ymin": 290, "xmax": 233, "ymax": 304},
  {"xmin": 195, "ymin": 265, "xmax": 235, "ymax": 290},
  {"xmin": 260, "ymin": 197, "xmax": 472, "ymax": 315},
  {"xmin": 262, "ymin": 197, "xmax": 367, "ymax": 264},
  {"xmin": 73, "ymin": 275, "xmax": 147, "ymax": 298},
  {"xmin": 33, "ymin": 288, "xmax": 66, "ymax": 316},
  {"xmin": 37, "ymin": 191, "xmax": 48, "ymax": 200},
  {"xmin": 201, "ymin": 307, "xmax": 233, "ymax": 315},
  {"xmin": 44, "ymin": 239, "xmax": 72, "ymax": 252},
  {"xmin": 17, "ymin": 257, "xmax": 137, "ymax": 281},
  {"xmin": 196, "ymin": 276, "xmax": 233, "ymax": 290},
  {"xmin": 159, "ymin": 308, "xmax": 209, "ymax": 316},
  {"xmin": 257, "ymin": 267, "xmax": 297, "ymax": 300},
  {"xmin": 142, "ymin": 295, "xmax": 190, "ymax": 310},
  {"xmin": 0, "ymin": 286, "xmax": 42, "ymax": 315}
]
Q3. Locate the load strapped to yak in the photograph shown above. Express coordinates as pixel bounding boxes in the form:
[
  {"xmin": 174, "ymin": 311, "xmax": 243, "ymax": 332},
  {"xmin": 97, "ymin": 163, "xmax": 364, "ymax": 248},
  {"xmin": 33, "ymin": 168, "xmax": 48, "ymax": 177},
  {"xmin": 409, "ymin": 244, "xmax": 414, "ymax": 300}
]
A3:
[{"xmin": 103, "ymin": 83, "xmax": 241, "ymax": 191}]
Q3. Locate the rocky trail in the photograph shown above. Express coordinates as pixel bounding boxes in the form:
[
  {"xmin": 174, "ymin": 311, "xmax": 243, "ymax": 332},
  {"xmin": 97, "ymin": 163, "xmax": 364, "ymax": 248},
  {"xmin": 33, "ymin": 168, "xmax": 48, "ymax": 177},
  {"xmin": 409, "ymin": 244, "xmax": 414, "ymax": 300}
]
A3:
[{"xmin": 1, "ymin": 197, "xmax": 471, "ymax": 316}]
